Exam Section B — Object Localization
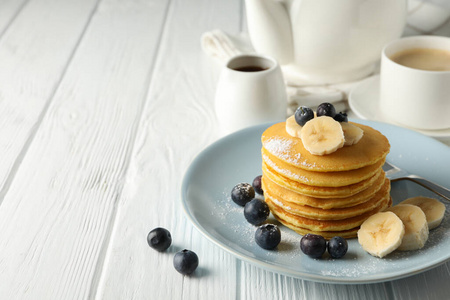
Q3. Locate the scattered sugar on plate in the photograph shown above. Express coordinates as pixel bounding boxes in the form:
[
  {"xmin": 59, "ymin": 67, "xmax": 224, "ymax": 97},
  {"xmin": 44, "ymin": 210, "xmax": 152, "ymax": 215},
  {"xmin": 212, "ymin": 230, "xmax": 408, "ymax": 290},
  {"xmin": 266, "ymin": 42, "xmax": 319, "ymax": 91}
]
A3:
[{"xmin": 208, "ymin": 183, "xmax": 450, "ymax": 280}]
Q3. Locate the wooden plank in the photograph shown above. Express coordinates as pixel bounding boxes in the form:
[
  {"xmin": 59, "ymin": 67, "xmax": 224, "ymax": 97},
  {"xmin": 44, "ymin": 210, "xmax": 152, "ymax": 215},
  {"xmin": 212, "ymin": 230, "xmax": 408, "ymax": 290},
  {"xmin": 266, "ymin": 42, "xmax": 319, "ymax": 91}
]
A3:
[
  {"xmin": 95, "ymin": 0, "xmax": 243, "ymax": 299},
  {"xmin": 0, "ymin": 0, "xmax": 99, "ymax": 198},
  {"xmin": 0, "ymin": 0, "xmax": 29, "ymax": 36},
  {"xmin": 0, "ymin": 0, "xmax": 169, "ymax": 298},
  {"xmin": 240, "ymin": 263, "xmax": 394, "ymax": 300},
  {"xmin": 391, "ymin": 263, "xmax": 450, "ymax": 299}
]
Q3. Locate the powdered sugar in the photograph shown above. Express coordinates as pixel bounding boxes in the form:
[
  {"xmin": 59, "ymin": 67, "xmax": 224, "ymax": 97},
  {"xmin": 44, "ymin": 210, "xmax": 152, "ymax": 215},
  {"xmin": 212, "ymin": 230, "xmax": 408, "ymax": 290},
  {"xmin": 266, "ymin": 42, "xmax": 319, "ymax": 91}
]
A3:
[
  {"xmin": 206, "ymin": 181, "xmax": 450, "ymax": 281},
  {"xmin": 271, "ymin": 197, "xmax": 292, "ymax": 211},
  {"xmin": 209, "ymin": 189, "xmax": 256, "ymax": 243},
  {"xmin": 208, "ymin": 187, "xmax": 302, "ymax": 257},
  {"xmin": 320, "ymin": 258, "xmax": 380, "ymax": 277},
  {"xmin": 301, "ymin": 159, "xmax": 317, "ymax": 168},
  {"xmin": 264, "ymin": 137, "xmax": 301, "ymax": 164},
  {"xmin": 263, "ymin": 136, "xmax": 319, "ymax": 169},
  {"xmin": 262, "ymin": 154, "xmax": 309, "ymax": 182}
]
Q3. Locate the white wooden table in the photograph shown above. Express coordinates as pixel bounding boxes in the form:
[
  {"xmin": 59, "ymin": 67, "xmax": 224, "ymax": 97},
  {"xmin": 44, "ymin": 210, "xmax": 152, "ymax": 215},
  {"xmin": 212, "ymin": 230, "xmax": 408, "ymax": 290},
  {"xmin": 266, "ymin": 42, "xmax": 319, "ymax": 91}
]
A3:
[{"xmin": 0, "ymin": 0, "xmax": 449, "ymax": 299}]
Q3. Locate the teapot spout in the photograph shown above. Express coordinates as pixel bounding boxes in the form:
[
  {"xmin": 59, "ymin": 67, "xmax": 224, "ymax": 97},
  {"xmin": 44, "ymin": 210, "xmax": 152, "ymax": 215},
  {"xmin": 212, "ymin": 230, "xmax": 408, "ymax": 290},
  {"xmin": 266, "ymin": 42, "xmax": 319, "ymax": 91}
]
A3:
[{"xmin": 245, "ymin": 0, "xmax": 294, "ymax": 65}]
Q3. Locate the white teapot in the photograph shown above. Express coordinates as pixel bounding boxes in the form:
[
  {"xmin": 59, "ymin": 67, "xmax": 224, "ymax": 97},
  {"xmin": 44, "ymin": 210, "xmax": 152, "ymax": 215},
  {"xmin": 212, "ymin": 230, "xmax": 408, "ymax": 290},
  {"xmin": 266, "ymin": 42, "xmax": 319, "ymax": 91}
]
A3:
[{"xmin": 245, "ymin": 0, "xmax": 407, "ymax": 84}]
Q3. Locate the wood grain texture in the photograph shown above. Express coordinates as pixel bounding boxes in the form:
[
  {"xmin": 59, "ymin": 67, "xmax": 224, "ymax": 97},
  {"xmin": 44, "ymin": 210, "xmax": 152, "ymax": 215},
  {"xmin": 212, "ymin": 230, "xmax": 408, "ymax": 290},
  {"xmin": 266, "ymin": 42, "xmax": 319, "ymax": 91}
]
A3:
[
  {"xmin": 0, "ymin": 0, "xmax": 448, "ymax": 299},
  {"xmin": 0, "ymin": 0, "xmax": 29, "ymax": 36},
  {"xmin": 96, "ymin": 0, "xmax": 242, "ymax": 299},
  {"xmin": 96, "ymin": 0, "xmax": 450, "ymax": 299},
  {"xmin": 0, "ymin": 0, "xmax": 99, "ymax": 199},
  {"xmin": 240, "ymin": 263, "xmax": 395, "ymax": 300},
  {"xmin": 0, "ymin": 0, "xmax": 166, "ymax": 298},
  {"xmin": 391, "ymin": 263, "xmax": 450, "ymax": 300}
]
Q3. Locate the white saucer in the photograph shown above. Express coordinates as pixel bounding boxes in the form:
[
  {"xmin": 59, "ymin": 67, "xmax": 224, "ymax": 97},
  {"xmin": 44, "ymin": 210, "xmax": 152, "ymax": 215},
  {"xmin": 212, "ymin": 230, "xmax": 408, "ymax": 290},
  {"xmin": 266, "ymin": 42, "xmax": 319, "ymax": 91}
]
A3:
[{"xmin": 349, "ymin": 75, "xmax": 450, "ymax": 141}]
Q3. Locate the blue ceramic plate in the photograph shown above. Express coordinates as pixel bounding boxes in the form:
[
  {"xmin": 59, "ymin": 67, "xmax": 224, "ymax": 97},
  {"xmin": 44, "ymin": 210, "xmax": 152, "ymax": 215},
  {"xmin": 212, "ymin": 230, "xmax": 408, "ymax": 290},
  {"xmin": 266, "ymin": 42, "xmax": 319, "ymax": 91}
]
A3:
[{"xmin": 181, "ymin": 120, "xmax": 450, "ymax": 284}]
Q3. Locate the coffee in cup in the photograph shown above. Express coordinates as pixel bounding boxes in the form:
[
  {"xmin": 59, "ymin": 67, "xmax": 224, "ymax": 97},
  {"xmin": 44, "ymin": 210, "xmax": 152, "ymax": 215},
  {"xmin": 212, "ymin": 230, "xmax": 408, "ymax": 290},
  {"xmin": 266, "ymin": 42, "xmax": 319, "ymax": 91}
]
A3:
[
  {"xmin": 380, "ymin": 36, "xmax": 450, "ymax": 130},
  {"xmin": 389, "ymin": 48, "xmax": 450, "ymax": 71}
]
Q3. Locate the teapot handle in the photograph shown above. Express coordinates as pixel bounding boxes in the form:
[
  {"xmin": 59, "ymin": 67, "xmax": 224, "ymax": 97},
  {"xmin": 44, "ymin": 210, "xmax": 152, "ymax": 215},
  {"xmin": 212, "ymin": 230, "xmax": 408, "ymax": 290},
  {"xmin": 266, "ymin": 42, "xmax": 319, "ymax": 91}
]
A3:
[{"xmin": 245, "ymin": 0, "xmax": 294, "ymax": 65}]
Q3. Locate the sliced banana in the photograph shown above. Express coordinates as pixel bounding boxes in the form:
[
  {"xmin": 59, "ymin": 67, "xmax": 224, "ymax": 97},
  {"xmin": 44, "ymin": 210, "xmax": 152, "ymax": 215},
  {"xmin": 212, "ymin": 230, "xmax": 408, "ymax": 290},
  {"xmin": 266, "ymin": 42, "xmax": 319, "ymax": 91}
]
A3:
[
  {"xmin": 386, "ymin": 204, "xmax": 429, "ymax": 251},
  {"xmin": 341, "ymin": 122, "xmax": 364, "ymax": 146},
  {"xmin": 357, "ymin": 211, "xmax": 405, "ymax": 258},
  {"xmin": 300, "ymin": 116, "xmax": 345, "ymax": 156},
  {"xmin": 285, "ymin": 115, "xmax": 302, "ymax": 138},
  {"xmin": 399, "ymin": 196, "xmax": 446, "ymax": 230}
]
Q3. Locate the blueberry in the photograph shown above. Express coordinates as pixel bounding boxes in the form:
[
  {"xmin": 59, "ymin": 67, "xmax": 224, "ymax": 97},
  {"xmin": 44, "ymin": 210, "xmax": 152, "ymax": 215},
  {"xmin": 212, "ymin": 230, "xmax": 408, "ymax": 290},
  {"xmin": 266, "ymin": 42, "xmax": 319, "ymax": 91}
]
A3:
[
  {"xmin": 316, "ymin": 103, "xmax": 336, "ymax": 118},
  {"xmin": 327, "ymin": 236, "xmax": 348, "ymax": 259},
  {"xmin": 173, "ymin": 249, "xmax": 199, "ymax": 275},
  {"xmin": 333, "ymin": 112, "xmax": 348, "ymax": 123},
  {"xmin": 300, "ymin": 233, "xmax": 326, "ymax": 258},
  {"xmin": 231, "ymin": 183, "xmax": 255, "ymax": 206},
  {"xmin": 294, "ymin": 106, "xmax": 315, "ymax": 126},
  {"xmin": 252, "ymin": 175, "xmax": 264, "ymax": 195},
  {"xmin": 255, "ymin": 224, "xmax": 281, "ymax": 250},
  {"xmin": 147, "ymin": 227, "xmax": 172, "ymax": 252},
  {"xmin": 244, "ymin": 199, "xmax": 270, "ymax": 226}
]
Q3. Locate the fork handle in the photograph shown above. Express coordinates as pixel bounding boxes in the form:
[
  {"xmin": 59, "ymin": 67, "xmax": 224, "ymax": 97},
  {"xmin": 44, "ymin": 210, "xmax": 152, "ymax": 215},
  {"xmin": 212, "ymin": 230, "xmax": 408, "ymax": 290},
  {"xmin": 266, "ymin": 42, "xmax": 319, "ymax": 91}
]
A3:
[{"xmin": 392, "ymin": 177, "xmax": 450, "ymax": 201}]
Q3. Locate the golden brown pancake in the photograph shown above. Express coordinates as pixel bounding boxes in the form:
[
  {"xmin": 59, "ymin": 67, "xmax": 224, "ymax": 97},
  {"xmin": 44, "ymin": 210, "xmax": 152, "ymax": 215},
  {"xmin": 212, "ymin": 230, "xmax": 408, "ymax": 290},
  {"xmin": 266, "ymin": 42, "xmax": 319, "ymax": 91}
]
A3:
[
  {"xmin": 264, "ymin": 177, "xmax": 390, "ymax": 220},
  {"xmin": 261, "ymin": 173, "xmax": 387, "ymax": 209},
  {"xmin": 259, "ymin": 119, "xmax": 391, "ymax": 239},
  {"xmin": 261, "ymin": 122, "xmax": 390, "ymax": 172},
  {"xmin": 262, "ymin": 147, "xmax": 385, "ymax": 187},
  {"xmin": 263, "ymin": 162, "xmax": 385, "ymax": 198},
  {"xmin": 267, "ymin": 197, "xmax": 392, "ymax": 239},
  {"xmin": 277, "ymin": 221, "xmax": 360, "ymax": 239}
]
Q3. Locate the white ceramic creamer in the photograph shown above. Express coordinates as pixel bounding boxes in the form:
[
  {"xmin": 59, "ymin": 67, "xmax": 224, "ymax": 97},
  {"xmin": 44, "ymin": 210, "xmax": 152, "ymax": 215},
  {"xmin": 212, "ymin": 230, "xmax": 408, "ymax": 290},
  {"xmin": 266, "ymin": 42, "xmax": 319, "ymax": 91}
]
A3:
[
  {"xmin": 245, "ymin": 0, "xmax": 407, "ymax": 84},
  {"xmin": 214, "ymin": 54, "xmax": 287, "ymax": 133}
]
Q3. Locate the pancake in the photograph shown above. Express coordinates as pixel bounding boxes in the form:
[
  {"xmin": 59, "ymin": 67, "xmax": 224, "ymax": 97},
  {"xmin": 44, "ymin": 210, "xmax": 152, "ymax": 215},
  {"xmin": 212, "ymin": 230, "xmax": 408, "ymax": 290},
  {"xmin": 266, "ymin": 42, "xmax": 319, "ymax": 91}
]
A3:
[
  {"xmin": 259, "ymin": 118, "xmax": 391, "ymax": 239},
  {"xmin": 261, "ymin": 122, "xmax": 390, "ymax": 172},
  {"xmin": 262, "ymin": 147, "xmax": 385, "ymax": 187},
  {"xmin": 271, "ymin": 198, "xmax": 393, "ymax": 239},
  {"xmin": 280, "ymin": 224, "xmax": 360, "ymax": 239},
  {"xmin": 267, "ymin": 196, "xmax": 392, "ymax": 239},
  {"xmin": 261, "ymin": 172, "xmax": 386, "ymax": 209},
  {"xmin": 263, "ymin": 177, "xmax": 390, "ymax": 220},
  {"xmin": 263, "ymin": 161, "xmax": 385, "ymax": 198}
]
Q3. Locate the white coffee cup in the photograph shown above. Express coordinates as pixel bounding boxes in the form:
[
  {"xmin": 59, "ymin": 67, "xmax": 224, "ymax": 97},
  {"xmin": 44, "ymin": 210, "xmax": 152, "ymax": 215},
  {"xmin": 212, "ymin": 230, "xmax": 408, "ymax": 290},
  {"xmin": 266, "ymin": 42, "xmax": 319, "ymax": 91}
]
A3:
[
  {"xmin": 214, "ymin": 54, "xmax": 287, "ymax": 133},
  {"xmin": 380, "ymin": 36, "xmax": 450, "ymax": 130}
]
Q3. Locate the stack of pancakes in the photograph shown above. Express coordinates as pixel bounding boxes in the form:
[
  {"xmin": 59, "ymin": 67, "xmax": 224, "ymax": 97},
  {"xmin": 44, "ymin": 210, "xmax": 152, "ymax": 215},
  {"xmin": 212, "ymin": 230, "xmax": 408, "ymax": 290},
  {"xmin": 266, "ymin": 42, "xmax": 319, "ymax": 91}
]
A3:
[{"xmin": 261, "ymin": 122, "xmax": 391, "ymax": 239}]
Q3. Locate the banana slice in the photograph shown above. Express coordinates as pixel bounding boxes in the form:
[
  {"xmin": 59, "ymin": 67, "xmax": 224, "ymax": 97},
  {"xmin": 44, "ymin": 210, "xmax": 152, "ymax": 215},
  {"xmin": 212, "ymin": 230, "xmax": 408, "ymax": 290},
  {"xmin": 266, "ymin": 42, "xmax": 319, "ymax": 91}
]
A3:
[
  {"xmin": 300, "ymin": 116, "xmax": 345, "ymax": 155},
  {"xmin": 386, "ymin": 204, "xmax": 429, "ymax": 251},
  {"xmin": 357, "ymin": 211, "xmax": 405, "ymax": 258},
  {"xmin": 341, "ymin": 122, "xmax": 364, "ymax": 146},
  {"xmin": 399, "ymin": 196, "xmax": 446, "ymax": 229},
  {"xmin": 285, "ymin": 115, "xmax": 302, "ymax": 138}
]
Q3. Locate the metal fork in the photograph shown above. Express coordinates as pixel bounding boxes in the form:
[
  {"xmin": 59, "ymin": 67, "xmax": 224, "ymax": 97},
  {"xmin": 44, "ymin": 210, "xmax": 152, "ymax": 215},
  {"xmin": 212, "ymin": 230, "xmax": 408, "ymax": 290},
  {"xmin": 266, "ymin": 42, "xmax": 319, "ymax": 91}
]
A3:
[{"xmin": 383, "ymin": 161, "xmax": 450, "ymax": 201}]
